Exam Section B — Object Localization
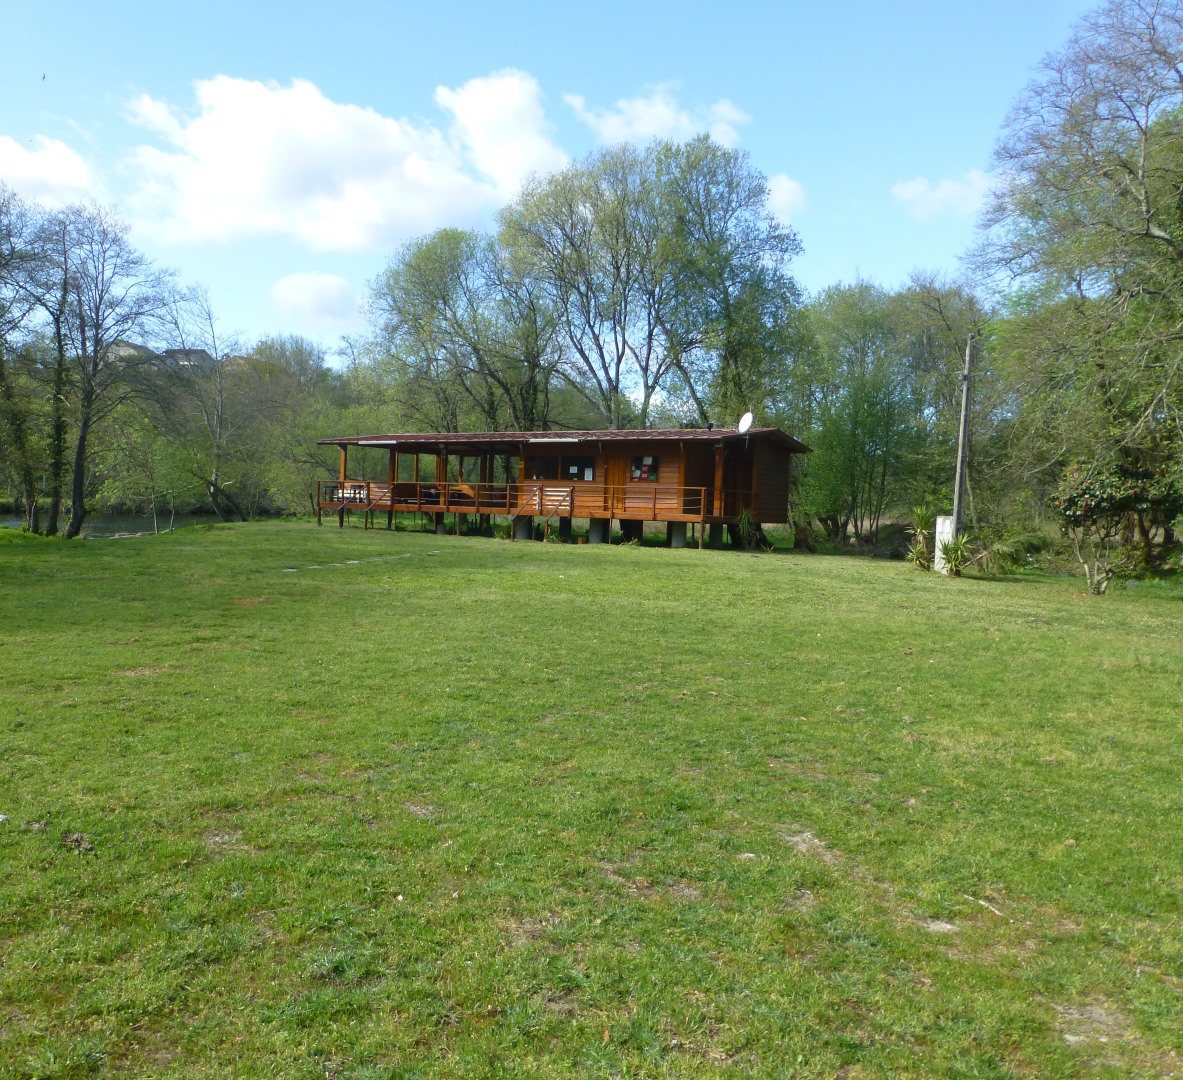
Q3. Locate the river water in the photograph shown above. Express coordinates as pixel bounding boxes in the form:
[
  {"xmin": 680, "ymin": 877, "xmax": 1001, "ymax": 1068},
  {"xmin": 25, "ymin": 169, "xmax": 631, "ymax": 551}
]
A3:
[{"xmin": 1, "ymin": 512, "xmax": 220, "ymax": 538}]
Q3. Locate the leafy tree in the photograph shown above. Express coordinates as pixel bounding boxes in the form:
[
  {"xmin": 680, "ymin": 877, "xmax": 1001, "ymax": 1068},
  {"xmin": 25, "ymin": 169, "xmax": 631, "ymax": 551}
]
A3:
[
  {"xmin": 655, "ymin": 135, "xmax": 805, "ymax": 426},
  {"xmin": 0, "ymin": 187, "xmax": 45, "ymax": 530},
  {"xmin": 797, "ymin": 283, "xmax": 922, "ymax": 543},
  {"xmin": 94, "ymin": 409, "xmax": 199, "ymax": 532},
  {"xmin": 237, "ymin": 336, "xmax": 342, "ymax": 514},
  {"xmin": 1052, "ymin": 460, "xmax": 1182, "ymax": 591},
  {"xmin": 369, "ymin": 229, "xmax": 560, "ymax": 432},
  {"xmin": 983, "ymin": 0, "xmax": 1183, "ymax": 527}
]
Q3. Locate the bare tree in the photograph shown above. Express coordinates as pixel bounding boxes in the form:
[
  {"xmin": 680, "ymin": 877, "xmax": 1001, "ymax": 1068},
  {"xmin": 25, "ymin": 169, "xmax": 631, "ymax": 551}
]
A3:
[
  {"xmin": 982, "ymin": 0, "xmax": 1183, "ymax": 469},
  {"xmin": 58, "ymin": 205, "xmax": 174, "ymax": 537},
  {"xmin": 500, "ymin": 144, "xmax": 674, "ymax": 428},
  {"xmin": 156, "ymin": 287, "xmax": 248, "ymax": 519}
]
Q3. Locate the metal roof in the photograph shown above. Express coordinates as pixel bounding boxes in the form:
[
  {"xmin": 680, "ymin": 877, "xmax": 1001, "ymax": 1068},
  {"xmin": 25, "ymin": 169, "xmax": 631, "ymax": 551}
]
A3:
[{"xmin": 318, "ymin": 428, "xmax": 811, "ymax": 454}]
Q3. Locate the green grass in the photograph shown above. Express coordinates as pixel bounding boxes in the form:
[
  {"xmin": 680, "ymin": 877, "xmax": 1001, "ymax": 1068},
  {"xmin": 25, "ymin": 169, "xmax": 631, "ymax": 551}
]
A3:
[{"xmin": 1, "ymin": 522, "xmax": 1181, "ymax": 1078}]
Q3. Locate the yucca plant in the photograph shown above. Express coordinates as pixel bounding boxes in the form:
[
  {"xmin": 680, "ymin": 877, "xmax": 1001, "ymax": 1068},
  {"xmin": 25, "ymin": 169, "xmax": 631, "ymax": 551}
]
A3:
[
  {"xmin": 938, "ymin": 533, "xmax": 972, "ymax": 577},
  {"xmin": 906, "ymin": 502, "xmax": 937, "ymax": 571},
  {"xmin": 735, "ymin": 507, "xmax": 758, "ymax": 549}
]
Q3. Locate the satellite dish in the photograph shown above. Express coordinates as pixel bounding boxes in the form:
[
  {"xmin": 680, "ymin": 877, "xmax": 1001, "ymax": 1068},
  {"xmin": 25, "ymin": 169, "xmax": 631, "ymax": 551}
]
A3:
[{"xmin": 737, "ymin": 411, "xmax": 754, "ymax": 434}]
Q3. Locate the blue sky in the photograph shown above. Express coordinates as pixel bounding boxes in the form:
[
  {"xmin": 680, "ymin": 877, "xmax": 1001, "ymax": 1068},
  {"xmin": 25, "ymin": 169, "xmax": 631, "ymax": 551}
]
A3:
[{"xmin": 1, "ymin": 0, "xmax": 1097, "ymax": 356}]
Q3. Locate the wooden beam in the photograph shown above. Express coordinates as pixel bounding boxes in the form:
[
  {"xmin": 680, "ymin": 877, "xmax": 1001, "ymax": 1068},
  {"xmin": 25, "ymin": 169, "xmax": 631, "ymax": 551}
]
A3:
[
  {"xmin": 387, "ymin": 448, "xmax": 396, "ymax": 530},
  {"xmin": 712, "ymin": 445, "xmax": 724, "ymax": 518},
  {"xmin": 750, "ymin": 447, "xmax": 758, "ymax": 518}
]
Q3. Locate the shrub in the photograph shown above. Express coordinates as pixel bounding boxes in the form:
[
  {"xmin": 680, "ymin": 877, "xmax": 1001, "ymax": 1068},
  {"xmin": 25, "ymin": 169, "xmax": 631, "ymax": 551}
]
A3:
[{"xmin": 1050, "ymin": 462, "xmax": 1181, "ymax": 593}]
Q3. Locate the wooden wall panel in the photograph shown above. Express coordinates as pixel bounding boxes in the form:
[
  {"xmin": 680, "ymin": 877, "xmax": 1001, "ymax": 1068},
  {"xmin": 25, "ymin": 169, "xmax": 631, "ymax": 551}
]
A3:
[{"xmin": 755, "ymin": 442, "xmax": 791, "ymax": 522}]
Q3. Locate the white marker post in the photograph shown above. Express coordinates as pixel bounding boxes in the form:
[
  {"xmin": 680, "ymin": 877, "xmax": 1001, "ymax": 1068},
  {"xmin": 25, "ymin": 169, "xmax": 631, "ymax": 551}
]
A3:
[{"xmin": 934, "ymin": 515, "xmax": 955, "ymax": 575}]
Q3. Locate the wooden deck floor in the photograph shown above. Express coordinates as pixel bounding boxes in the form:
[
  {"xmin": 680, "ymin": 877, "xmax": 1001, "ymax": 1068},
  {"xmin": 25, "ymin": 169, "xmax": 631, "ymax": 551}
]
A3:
[{"xmin": 317, "ymin": 480, "xmax": 753, "ymax": 524}]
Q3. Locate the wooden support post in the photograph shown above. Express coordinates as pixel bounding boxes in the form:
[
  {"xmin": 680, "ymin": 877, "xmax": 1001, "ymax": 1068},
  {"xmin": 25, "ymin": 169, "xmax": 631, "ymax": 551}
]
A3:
[
  {"xmin": 712, "ymin": 445, "xmax": 724, "ymax": 519},
  {"xmin": 338, "ymin": 444, "xmax": 347, "ymax": 528},
  {"xmin": 387, "ymin": 449, "xmax": 396, "ymax": 530}
]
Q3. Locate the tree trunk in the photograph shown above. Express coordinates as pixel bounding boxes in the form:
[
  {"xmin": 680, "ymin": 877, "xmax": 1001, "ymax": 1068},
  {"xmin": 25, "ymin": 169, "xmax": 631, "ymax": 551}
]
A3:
[
  {"xmin": 1135, "ymin": 512, "xmax": 1152, "ymax": 564},
  {"xmin": 206, "ymin": 477, "xmax": 245, "ymax": 521},
  {"xmin": 46, "ymin": 312, "xmax": 70, "ymax": 536},
  {"xmin": 64, "ymin": 399, "xmax": 93, "ymax": 539}
]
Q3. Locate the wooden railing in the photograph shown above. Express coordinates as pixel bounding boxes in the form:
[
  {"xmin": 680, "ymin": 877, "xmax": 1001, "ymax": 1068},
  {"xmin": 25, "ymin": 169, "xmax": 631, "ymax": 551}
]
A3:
[
  {"xmin": 511, "ymin": 485, "xmax": 575, "ymax": 533},
  {"xmin": 318, "ymin": 480, "xmax": 753, "ymax": 522}
]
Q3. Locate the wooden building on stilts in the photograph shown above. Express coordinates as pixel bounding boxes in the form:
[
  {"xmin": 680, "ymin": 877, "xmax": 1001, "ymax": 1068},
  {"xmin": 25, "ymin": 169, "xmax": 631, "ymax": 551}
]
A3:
[{"xmin": 315, "ymin": 427, "xmax": 810, "ymax": 548}]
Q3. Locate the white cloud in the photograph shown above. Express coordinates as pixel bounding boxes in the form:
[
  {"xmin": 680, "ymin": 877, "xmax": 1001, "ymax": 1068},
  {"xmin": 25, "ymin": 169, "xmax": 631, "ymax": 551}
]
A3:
[
  {"xmin": 891, "ymin": 170, "xmax": 989, "ymax": 221},
  {"xmin": 0, "ymin": 134, "xmax": 96, "ymax": 206},
  {"xmin": 122, "ymin": 71, "xmax": 566, "ymax": 251},
  {"xmin": 565, "ymin": 85, "xmax": 750, "ymax": 147},
  {"xmin": 436, "ymin": 71, "xmax": 567, "ymax": 198},
  {"xmin": 271, "ymin": 272, "xmax": 361, "ymax": 333},
  {"xmin": 767, "ymin": 173, "xmax": 806, "ymax": 223}
]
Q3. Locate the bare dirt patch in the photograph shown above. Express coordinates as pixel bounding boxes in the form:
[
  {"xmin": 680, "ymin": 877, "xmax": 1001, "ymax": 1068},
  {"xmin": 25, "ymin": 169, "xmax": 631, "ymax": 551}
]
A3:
[
  {"xmin": 205, "ymin": 830, "xmax": 259, "ymax": 856},
  {"xmin": 1056, "ymin": 1000, "xmax": 1135, "ymax": 1047},
  {"xmin": 503, "ymin": 912, "xmax": 561, "ymax": 946},
  {"xmin": 785, "ymin": 888, "xmax": 817, "ymax": 911},
  {"xmin": 780, "ymin": 828, "xmax": 842, "ymax": 865},
  {"xmin": 918, "ymin": 918, "xmax": 958, "ymax": 934},
  {"xmin": 598, "ymin": 861, "xmax": 658, "ymax": 900},
  {"xmin": 403, "ymin": 801, "xmax": 440, "ymax": 820},
  {"xmin": 62, "ymin": 831, "xmax": 94, "ymax": 855}
]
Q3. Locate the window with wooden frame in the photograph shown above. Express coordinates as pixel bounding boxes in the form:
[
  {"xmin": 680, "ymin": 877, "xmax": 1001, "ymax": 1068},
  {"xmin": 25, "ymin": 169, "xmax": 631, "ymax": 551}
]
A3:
[
  {"xmin": 526, "ymin": 456, "xmax": 560, "ymax": 480},
  {"xmin": 561, "ymin": 456, "xmax": 596, "ymax": 482},
  {"xmin": 631, "ymin": 455, "xmax": 659, "ymax": 482}
]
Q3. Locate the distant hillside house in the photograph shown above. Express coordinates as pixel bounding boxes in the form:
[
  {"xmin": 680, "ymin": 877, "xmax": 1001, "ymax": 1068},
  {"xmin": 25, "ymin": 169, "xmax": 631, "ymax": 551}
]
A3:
[
  {"xmin": 159, "ymin": 347, "xmax": 216, "ymax": 372},
  {"xmin": 105, "ymin": 340, "xmax": 215, "ymax": 372},
  {"xmin": 316, "ymin": 427, "xmax": 810, "ymax": 547}
]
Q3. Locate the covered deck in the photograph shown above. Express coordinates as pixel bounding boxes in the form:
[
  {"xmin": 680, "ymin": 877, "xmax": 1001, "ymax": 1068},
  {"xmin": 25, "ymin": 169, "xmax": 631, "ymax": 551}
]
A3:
[{"xmin": 315, "ymin": 428, "xmax": 810, "ymax": 545}]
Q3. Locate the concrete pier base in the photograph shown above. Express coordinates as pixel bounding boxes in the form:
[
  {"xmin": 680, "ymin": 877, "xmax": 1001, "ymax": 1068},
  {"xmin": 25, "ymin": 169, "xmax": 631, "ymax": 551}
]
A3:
[
  {"xmin": 667, "ymin": 521, "xmax": 687, "ymax": 548},
  {"xmin": 587, "ymin": 519, "xmax": 610, "ymax": 544},
  {"xmin": 434, "ymin": 513, "xmax": 447, "ymax": 535},
  {"xmin": 708, "ymin": 523, "xmax": 724, "ymax": 549},
  {"xmin": 513, "ymin": 515, "xmax": 534, "ymax": 540},
  {"xmin": 558, "ymin": 517, "xmax": 573, "ymax": 543}
]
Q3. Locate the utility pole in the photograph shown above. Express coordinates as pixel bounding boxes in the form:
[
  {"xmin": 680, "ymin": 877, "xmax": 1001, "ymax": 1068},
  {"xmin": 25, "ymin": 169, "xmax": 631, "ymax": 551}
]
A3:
[{"xmin": 951, "ymin": 333, "xmax": 974, "ymax": 536}]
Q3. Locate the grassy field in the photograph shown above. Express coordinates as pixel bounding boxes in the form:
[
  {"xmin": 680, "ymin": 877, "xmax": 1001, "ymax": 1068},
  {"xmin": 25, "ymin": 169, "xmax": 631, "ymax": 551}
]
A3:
[{"xmin": 1, "ymin": 522, "xmax": 1181, "ymax": 1078}]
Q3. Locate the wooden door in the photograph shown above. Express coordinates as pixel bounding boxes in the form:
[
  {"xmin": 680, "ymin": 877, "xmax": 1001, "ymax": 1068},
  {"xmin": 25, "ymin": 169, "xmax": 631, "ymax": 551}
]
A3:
[{"xmin": 606, "ymin": 457, "xmax": 628, "ymax": 514}]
